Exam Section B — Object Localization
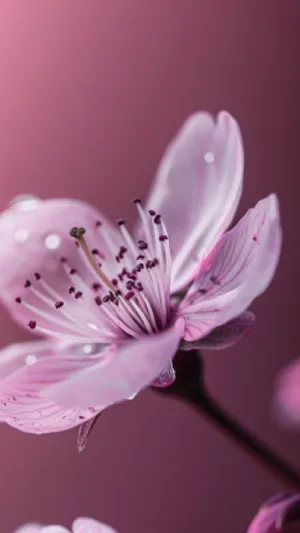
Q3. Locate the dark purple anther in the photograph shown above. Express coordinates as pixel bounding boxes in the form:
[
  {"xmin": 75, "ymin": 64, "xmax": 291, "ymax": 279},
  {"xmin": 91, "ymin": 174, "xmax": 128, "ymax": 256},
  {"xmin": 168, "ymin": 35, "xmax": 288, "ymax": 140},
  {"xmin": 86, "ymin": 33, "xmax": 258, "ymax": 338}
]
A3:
[
  {"xmin": 125, "ymin": 291, "xmax": 135, "ymax": 300},
  {"xmin": 75, "ymin": 291, "xmax": 83, "ymax": 299},
  {"xmin": 159, "ymin": 234, "xmax": 168, "ymax": 241},
  {"xmin": 138, "ymin": 240, "xmax": 148, "ymax": 250},
  {"xmin": 198, "ymin": 288, "xmax": 207, "ymax": 294}
]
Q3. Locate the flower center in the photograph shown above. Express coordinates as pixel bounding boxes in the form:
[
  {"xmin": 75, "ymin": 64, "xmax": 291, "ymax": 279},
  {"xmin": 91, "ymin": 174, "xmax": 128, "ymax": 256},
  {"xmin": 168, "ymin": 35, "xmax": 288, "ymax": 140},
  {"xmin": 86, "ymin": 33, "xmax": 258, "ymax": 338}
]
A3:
[{"xmin": 15, "ymin": 200, "xmax": 172, "ymax": 342}]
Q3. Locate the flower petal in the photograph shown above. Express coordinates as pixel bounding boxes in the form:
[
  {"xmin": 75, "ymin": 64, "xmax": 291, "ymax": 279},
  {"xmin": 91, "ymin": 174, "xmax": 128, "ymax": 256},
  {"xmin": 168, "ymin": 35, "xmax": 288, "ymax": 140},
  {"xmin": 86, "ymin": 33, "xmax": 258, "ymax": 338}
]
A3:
[
  {"xmin": 40, "ymin": 526, "xmax": 70, "ymax": 533},
  {"xmin": 247, "ymin": 493, "xmax": 300, "ymax": 533},
  {"xmin": 275, "ymin": 359, "xmax": 300, "ymax": 425},
  {"xmin": 14, "ymin": 526, "xmax": 43, "ymax": 533},
  {"xmin": 73, "ymin": 518, "xmax": 118, "ymax": 533},
  {"xmin": 181, "ymin": 311, "xmax": 255, "ymax": 350},
  {"xmin": 151, "ymin": 360, "xmax": 176, "ymax": 388},
  {"xmin": 0, "ymin": 197, "xmax": 123, "ymax": 340},
  {"xmin": 77, "ymin": 413, "xmax": 101, "ymax": 452},
  {"xmin": 180, "ymin": 195, "xmax": 281, "ymax": 341},
  {"xmin": 140, "ymin": 111, "xmax": 244, "ymax": 292},
  {"xmin": 0, "ymin": 340, "xmax": 103, "ymax": 434},
  {"xmin": 46, "ymin": 319, "xmax": 184, "ymax": 409}
]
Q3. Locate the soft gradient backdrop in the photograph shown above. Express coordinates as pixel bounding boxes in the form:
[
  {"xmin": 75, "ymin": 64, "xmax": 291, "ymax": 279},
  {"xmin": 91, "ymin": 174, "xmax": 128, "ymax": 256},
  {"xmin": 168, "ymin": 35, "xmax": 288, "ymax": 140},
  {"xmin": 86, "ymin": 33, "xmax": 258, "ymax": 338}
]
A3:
[{"xmin": 0, "ymin": 1, "xmax": 299, "ymax": 532}]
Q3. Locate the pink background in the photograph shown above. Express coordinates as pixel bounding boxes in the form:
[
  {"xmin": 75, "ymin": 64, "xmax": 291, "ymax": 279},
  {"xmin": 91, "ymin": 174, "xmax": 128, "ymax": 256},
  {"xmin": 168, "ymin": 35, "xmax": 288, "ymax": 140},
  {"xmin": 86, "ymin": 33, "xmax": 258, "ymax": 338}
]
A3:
[{"xmin": 0, "ymin": 1, "xmax": 299, "ymax": 532}]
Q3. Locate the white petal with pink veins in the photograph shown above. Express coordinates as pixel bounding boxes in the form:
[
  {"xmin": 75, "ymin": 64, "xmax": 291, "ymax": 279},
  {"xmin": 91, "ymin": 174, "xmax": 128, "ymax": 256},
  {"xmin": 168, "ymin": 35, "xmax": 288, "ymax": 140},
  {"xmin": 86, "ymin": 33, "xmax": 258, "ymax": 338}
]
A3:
[
  {"xmin": 47, "ymin": 319, "xmax": 184, "ymax": 409},
  {"xmin": 0, "ymin": 198, "xmax": 123, "ymax": 339},
  {"xmin": 139, "ymin": 111, "xmax": 244, "ymax": 292},
  {"xmin": 181, "ymin": 194, "xmax": 281, "ymax": 341},
  {"xmin": 0, "ymin": 340, "xmax": 103, "ymax": 433}
]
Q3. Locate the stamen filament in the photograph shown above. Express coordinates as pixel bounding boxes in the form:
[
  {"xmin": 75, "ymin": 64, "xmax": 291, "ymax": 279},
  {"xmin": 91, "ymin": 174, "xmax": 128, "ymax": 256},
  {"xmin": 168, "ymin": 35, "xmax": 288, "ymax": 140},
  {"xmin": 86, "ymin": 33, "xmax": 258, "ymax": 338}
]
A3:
[{"xmin": 71, "ymin": 230, "xmax": 115, "ymax": 292}]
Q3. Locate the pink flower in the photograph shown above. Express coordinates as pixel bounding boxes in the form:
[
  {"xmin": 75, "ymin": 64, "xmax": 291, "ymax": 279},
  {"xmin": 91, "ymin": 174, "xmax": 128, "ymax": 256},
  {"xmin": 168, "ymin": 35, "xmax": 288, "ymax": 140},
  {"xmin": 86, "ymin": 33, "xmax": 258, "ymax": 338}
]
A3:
[
  {"xmin": 0, "ymin": 111, "xmax": 281, "ymax": 441},
  {"xmin": 14, "ymin": 518, "xmax": 117, "ymax": 532},
  {"xmin": 247, "ymin": 492, "xmax": 300, "ymax": 532},
  {"xmin": 275, "ymin": 359, "xmax": 300, "ymax": 425}
]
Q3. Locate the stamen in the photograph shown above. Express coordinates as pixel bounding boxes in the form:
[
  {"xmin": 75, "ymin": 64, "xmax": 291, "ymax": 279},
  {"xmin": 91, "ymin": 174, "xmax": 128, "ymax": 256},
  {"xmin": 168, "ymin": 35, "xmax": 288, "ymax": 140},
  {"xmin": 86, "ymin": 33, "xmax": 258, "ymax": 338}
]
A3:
[
  {"xmin": 55, "ymin": 301, "xmax": 64, "ymax": 309},
  {"xmin": 198, "ymin": 288, "xmax": 207, "ymax": 294},
  {"xmin": 28, "ymin": 320, "xmax": 36, "ymax": 329},
  {"xmin": 159, "ymin": 234, "xmax": 168, "ymax": 242},
  {"xmin": 75, "ymin": 291, "xmax": 83, "ymax": 299},
  {"xmin": 69, "ymin": 227, "xmax": 86, "ymax": 239},
  {"xmin": 125, "ymin": 291, "xmax": 135, "ymax": 300},
  {"xmin": 118, "ymin": 221, "xmax": 138, "ymax": 257},
  {"xmin": 138, "ymin": 240, "xmax": 148, "ymax": 250},
  {"xmin": 69, "ymin": 226, "xmax": 115, "ymax": 292}
]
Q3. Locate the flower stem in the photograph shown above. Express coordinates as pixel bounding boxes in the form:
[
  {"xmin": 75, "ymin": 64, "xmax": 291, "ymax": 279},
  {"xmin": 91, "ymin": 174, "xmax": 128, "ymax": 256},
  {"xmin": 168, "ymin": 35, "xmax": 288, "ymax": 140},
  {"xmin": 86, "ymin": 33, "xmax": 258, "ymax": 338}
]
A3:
[
  {"xmin": 182, "ymin": 386, "xmax": 300, "ymax": 490},
  {"xmin": 154, "ymin": 349, "xmax": 300, "ymax": 490}
]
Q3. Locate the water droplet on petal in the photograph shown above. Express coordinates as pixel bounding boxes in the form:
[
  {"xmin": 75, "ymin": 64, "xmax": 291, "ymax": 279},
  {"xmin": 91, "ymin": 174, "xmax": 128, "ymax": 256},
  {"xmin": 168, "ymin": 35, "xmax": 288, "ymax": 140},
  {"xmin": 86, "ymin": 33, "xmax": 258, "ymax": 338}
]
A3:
[
  {"xmin": 83, "ymin": 344, "xmax": 93, "ymax": 354},
  {"xmin": 45, "ymin": 234, "xmax": 61, "ymax": 250},
  {"xmin": 128, "ymin": 392, "xmax": 137, "ymax": 401},
  {"xmin": 204, "ymin": 152, "xmax": 214, "ymax": 163},
  {"xmin": 25, "ymin": 354, "xmax": 37, "ymax": 365},
  {"xmin": 14, "ymin": 228, "xmax": 29, "ymax": 242}
]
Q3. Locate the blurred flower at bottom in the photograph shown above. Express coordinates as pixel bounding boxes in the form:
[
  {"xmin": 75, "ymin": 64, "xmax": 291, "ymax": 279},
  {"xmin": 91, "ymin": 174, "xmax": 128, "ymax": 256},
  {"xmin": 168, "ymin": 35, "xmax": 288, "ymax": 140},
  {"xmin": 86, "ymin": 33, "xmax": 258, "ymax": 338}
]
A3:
[
  {"xmin": 14, "ymin": 517, "xmax": 117, "ymax": 533},
  {"xmin": 248, "ymin": 493, "xmax": 300, "ymax": 532}
]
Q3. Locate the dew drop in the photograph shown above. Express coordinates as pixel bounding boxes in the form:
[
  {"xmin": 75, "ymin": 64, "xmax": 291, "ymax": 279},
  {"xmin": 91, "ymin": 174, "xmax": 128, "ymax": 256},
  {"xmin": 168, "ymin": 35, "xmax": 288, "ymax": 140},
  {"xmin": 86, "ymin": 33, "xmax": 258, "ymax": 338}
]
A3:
[
  {"xmin": 45, "ymin": 234, "xmax": 61, "ymax": 250},
  {"xmin": 25, "ymin": 354, "xmax": 37, "ymax": 366},
  {"xmin": 83, "ymin": 344, "xmax": 93, "ymax": 354},
  {"xmin": 128, "ymin": 393, "xmax": 137, "ymax": 401},
  {"xmin": 204, "ymin": 152, "xmax": 214, "ymax": 163},
  {"xmin": 14, "ymin": 228, "xmax": 29, "ymax": 242}
]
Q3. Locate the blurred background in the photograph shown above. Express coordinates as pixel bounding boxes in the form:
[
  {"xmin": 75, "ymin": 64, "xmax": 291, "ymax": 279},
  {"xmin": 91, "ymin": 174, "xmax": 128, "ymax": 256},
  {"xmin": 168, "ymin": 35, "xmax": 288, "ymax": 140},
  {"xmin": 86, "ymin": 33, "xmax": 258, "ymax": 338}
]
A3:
[{"xmin": 0, "ymin": 1, "xmax": 299, "ymax": 532}]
